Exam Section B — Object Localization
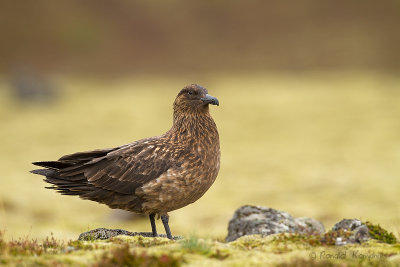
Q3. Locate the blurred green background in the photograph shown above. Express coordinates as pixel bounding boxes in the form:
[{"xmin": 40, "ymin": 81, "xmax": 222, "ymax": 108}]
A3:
[{"xmin": 1, "ymin": 1, "xmax": 399, "ymax": 241}]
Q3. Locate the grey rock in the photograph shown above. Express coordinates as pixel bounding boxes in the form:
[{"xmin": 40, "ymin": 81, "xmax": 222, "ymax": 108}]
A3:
[
  {"xmin": 225, "ymin": 206, "xmax": 374, "ymax": 245},
  {"xmin": 226, "ymin": 205, "xmax": 325, "ymax": 242},
  {"xmin": 78, "ymin": 228, "xmax": 182, "ymax": 241},
  {"xmin": 331, "ymin": 219, "xmax": 370, "ymax": 245}
]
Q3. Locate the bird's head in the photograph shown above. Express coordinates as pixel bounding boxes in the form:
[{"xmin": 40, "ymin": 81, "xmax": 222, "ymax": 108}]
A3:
[{"xmin": 173, "ymin": 84, "xmax": 219, "ymax": 115}]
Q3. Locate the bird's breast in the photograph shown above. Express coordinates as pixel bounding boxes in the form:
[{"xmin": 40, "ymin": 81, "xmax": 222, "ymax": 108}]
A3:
[{"xmin": 138, "ymin": 127, "xmax": 220, "ymax": 214}]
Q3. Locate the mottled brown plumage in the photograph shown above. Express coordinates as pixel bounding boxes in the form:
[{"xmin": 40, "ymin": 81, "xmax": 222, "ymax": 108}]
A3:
[{"xmin": 31, "ymin": 84, "xmax": 220, "ymax": 239}]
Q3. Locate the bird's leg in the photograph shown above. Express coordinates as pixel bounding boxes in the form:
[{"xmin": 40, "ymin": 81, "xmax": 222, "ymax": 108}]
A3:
[
  {"xmin": 149, "ymin": 213, "xmax": 157, "ymax": 237},
  {"xmin": 161, "ymin": 214, "xmax": 173, "ymax": 240}
]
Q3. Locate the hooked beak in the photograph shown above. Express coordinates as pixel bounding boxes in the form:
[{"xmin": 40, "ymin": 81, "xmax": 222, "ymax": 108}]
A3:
[{"xmin": 201, "ymin": 94, "xmax": 219, "ymax": 106}]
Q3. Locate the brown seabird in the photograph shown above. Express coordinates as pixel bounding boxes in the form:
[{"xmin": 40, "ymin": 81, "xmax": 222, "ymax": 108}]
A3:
[{"xmin": 31, "ymin": 84, "xmax": 220, "ymax": 239}]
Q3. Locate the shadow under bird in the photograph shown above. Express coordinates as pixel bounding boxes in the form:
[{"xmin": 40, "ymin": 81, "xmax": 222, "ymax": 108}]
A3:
[{"xmin": 31, "ymin": 84, "xmax": 220, "ymax": 239}]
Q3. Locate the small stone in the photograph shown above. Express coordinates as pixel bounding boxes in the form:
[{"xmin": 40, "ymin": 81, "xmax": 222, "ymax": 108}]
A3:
[
  {"xmin": 331, "ymin": 219, "xmax": 370, "ymax": 245},
  {"xmin": 354, "ymin": 225, "xmax": 370, "ymax": 243},
  {"xmin": 78, "ymin": 228, "xmax": 182, "ymax": 241},
  {"xmin": 335, "ymin": 237, "xmax": 344, "ymax": 246}
]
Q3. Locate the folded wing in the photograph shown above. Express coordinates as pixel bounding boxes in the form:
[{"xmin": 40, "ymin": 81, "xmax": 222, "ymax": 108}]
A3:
[{"xmin": 32, "ymin": 139, "xmax": 175, "ymax": 209}]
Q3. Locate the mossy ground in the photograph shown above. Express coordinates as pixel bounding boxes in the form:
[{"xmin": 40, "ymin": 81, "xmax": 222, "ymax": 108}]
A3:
[{"xmin": 1, "ymin": 232, "xmax": 399, "ymax": 267}]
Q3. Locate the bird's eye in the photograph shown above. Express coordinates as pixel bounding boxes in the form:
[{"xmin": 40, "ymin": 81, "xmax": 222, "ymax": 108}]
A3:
[{"xmin": 187, "ymin": 91, "xmax": 193, "ymax": 95}]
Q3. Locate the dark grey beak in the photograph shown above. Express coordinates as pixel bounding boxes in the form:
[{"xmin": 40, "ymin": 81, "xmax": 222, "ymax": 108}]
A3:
[{"xmin": 201, "ymin": 94, "xmax": 219, "ymax": 106}]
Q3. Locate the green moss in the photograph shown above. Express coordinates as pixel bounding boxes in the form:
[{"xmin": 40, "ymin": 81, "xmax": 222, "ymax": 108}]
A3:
[
  {"xmin": 272, "ymin": 222, "xmax": 398, "ymax": 248},
  {"xmin": 178, "ymin": 236, "xmax": 230, "ymax": 260},
  {"xmin": 273, "ymin": 233, "xmax": 322, "ymax": 247},
  {"xmin": 272, "ymin": 229, "xmax": 354, "ymax": 247},
  {"xmin": 321, "ymin": 229, "xmax": 353, "ymax": 246},
  {"xmin": 364, "ymin": 221, "xmax": 397, "ymax": 244},
  {"xmin": 230, "ymin": 235, "xmax": 272, "ymax": 250},
  {"xmin": 67, "ymin": 240, "xmax": 97, "ymax": 251},
  {"xmin": 209, "ymin": 248, "xmax": 230, "ymax": 260},
  {"xmin": 179, "ymin": 236, "xmax": 211, "ymax": 255},
  {"xmin": 110, "ymin": 235, "xmax": 173, "ymax": 248},
  {"xmin": 94, "ymin": 243, "xmax": 182, "ymax": 267}
]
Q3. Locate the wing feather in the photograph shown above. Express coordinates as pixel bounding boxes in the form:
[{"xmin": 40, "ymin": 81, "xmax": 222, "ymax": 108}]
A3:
[{"xmin": 57, "ymin": 139, "xmax": 175, "ymax": 195}]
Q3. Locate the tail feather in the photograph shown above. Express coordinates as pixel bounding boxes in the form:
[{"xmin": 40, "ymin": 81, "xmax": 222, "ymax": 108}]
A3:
[
  {"xmin": 31, "ymin": 169, "xmax": 56, "ymax": 176},
  {"xmin": 30, "ymin": 146, "xmax": 143, "ymax": 211},
  {"xmin": 32, "ymin": 161, "xmax": 73, "ymax": 170},
  {"xmin": 31, "ymin": 158, "xmax": 95, "ymax": 196}
]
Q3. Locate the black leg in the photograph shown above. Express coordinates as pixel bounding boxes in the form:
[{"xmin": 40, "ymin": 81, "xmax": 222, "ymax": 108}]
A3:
[
  {"xmin": 161, "ymin": 214, "xmax": 173, "ymax": 240},
  {"xmin": 149, "ymin": 214, "xmax": 157, "ymax": 237}
]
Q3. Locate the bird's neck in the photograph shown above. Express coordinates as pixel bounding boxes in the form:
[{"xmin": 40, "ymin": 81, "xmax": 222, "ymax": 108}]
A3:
[{"xmin": 168, "ymin": 110, "xmax": 219, "ymax": 142}]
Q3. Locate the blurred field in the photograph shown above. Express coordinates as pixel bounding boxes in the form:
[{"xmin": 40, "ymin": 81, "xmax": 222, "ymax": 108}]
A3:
[{"xmin": 1, "ymin": 72, "xmax": 400, "ymax": 241}]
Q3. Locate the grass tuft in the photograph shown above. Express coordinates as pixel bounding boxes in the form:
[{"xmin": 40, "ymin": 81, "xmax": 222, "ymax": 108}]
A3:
[
  {"xmin": 179, "ymin": 236, "xmax": 211, "ymax": 255},
  {"xmin": 179, "ymin": 236, "xmax": 230, "ymax": 260},
  {"xmin": 0, "ymin": 231, "xmax": 6, "ymax": 255},
  {"xmin": 0, "ymin": 232, "xmax": 65, "ymax": 257},
  {"xmin": 7, "ymin": 238, "xmax": 43, "ymax": 256}
]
